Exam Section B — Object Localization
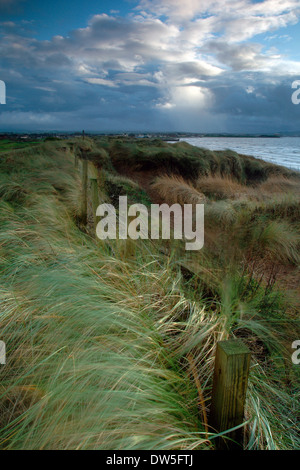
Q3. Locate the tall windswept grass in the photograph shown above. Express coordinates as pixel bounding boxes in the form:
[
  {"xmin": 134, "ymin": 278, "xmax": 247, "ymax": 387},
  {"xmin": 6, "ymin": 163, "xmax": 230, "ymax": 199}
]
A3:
[
  {"xmin": 0, "ymin": 138, "xmax": 299, "ymax": 450},
  {"xmin": 0, "ymin": 196, "xmax": 221, "ymax": 449},
  {"xmin": 195, "ymin": 174, "xmax": 300, "ymax": 202},
  {"xmin": 248, "ymin": 220, "xmax": 300, "ymax": 265},
  {"xmin": 258, "ymin": 176, "xmax": 300, "ymax": 195},
  {"xmin": 151, "ymin": 175, "xmax": 206, "ymax": 205},
  {"xmin": 195, "ymin": 175, "xmax": 250, "ymax": 200},
  {"xmin": 0, "ymin": 143, "xmax": 215, "ymax": 450}
]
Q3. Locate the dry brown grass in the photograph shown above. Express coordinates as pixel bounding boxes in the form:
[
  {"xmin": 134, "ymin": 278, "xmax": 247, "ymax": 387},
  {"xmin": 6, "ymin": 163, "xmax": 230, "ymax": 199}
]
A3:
[
  {"xmin": 258, "ymin": 176, "xmax": 300, "ymax": 196},
  {"xmin": 196, "ymin": 175, "xmax": 250, "ymax": 200},
  {"xmin": 151, "ymin": 175, "xmax": 206, "ymax": 205},
  {"xmin": 194, "ymin": 174, "xmax": 300, "ymax": 202}
]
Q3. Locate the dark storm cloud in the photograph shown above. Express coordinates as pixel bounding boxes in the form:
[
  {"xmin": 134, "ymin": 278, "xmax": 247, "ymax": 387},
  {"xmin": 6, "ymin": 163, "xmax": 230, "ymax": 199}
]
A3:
[
  {"xmin": 202, "ymin": 73, "xmax": 300, "ymax": 132},
  {"xmin": 204, "ymin": 41, "xmax": 267, "ymax": 71}
]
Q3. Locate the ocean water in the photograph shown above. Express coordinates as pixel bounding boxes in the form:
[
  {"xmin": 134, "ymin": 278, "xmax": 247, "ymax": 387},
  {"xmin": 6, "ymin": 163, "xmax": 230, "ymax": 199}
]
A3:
[{"xmin": 180, "ymin": 137, "xmax": 300, "ymax": 172}]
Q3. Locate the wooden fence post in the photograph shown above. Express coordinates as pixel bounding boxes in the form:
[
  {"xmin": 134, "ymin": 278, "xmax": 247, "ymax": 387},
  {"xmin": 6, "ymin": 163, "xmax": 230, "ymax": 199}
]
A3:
[
  {"xmin": 90, "ymin": 178, "xmax": 99, "ymax": 228},
  {"xmin": 88, "ymin": 162, "xmax": 99, "ymax": 228},
  {"xmin": 81, "ymin": 158, "xmax": 88, "ymax": 224},
  {"xmin": 209, "ymin": 339, "xmax": 251, "ymax": 450}
]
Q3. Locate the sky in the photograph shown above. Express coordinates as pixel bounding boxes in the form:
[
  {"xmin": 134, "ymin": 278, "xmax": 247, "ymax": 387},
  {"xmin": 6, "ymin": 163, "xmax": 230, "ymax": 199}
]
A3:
[{"xmin": 0, "ymin": 0, "xmax": 300, "ymax": 133}]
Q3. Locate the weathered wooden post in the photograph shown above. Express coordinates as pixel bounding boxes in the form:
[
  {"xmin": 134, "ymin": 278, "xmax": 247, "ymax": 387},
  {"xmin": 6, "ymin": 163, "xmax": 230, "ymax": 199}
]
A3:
[
  {"xmin": 88, "ymin": 162, "xmax": 99, "ymax": 228},
  {"xmin": 81, "ymin": 157, "xmax": 88, "ymax": 224},
  {"xmin": 75, "ymin": 153, "xmax": 79, "ymax": 169},
  {"xmin": 209, "ymin": 339, "xmax": 251, "ymax": 450}
]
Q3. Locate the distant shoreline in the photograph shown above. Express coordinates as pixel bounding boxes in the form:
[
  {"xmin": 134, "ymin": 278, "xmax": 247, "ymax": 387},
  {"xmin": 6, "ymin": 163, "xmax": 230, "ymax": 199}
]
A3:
[
  {"xmin": 180, "ymin": 136, "xmax": 300, "ymax": 172},
  {"xmin": 2, "ymin": 132, "xmax": 300, "ymax": 139}
]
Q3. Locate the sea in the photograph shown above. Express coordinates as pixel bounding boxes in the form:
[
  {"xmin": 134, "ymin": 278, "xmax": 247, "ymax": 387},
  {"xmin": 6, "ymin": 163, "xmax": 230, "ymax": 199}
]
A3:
[{"xmin": 179, "ymin": 137, "xmax": 300, "ymax": 172}]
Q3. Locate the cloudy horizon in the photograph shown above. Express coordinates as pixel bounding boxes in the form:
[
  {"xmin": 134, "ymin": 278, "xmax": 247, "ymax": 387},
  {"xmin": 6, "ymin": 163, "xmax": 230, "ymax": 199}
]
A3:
[{"xmin": 0, "ymin": 0, "xmax": 300, "ymax": 133}]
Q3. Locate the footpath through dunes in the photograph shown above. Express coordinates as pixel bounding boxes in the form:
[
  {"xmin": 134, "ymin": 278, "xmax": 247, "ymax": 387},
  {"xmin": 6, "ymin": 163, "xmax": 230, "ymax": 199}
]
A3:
[
  {"xmin": 113, "ymin": 166, "xmax": 165, "ymax": 204},
  {"xmin": 111, "ymin": 167, "xmax": 206, "ymax": 206},
  {"xmin": 0, "ymin": 136, "xmax": 299, "ymax": 450}
]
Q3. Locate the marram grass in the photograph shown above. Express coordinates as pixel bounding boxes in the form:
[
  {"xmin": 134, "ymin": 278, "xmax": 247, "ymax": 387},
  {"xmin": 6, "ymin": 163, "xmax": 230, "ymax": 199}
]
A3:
[{"xmin": 0, "ymin": 138, "xmax": 299, "ymax": 450}]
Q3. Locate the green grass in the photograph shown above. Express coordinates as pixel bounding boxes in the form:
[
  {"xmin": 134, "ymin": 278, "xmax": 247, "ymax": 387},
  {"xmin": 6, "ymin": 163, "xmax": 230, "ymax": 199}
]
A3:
[
  {"xmin": 0, "ymin": 139, "xmax": 40, "ymax": 152},
  {"xmin": 0, "ymin": 137, "xmax": 299, "ymax": 450},
  {"xmin": 106, "ymin": 137, "xmax": 298, "ymax": 184}
]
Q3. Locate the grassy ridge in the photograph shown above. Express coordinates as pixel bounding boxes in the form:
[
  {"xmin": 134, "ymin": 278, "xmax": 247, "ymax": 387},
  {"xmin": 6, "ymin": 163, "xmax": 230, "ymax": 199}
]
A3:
[
  {"xmin": 0, "ymin": 139, "xmax": 40, "ymax": 153},
  {"xmin": 106, "ymin": 138, "xmax": 297, "ymax": 183},
  {"xmin": 0, "ymin": 138, "xmax": 299, "ymax": 449}
]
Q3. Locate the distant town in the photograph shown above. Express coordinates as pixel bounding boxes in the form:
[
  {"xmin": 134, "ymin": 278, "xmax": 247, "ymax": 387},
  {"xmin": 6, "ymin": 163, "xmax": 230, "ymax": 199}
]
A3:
[{"xmin": 1, "ymin": 131, "xmax": 299, "ymax": 143}]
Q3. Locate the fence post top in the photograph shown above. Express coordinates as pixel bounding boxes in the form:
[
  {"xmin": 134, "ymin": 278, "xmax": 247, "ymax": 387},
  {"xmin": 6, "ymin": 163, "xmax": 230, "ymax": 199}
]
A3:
[{"xmin": 217, "ymin": 339, "xmax": 251, "ymax": 356}]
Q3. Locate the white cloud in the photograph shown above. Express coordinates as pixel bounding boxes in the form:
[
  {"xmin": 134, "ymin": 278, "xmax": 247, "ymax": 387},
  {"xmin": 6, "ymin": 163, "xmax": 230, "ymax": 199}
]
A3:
[
  {"xmin": 156, "ymin": 102, "xmax": 175, "ymax": 109},
  {"xmin": 2, "ymin": 5, "xmax": 300, "ymax": 86},
  {"xmin": 34, "ymin": 86, "xmax": 56, "ymax": 92},
  {"xmin": 85, "ymin": 78, "xmax": 118, "ymax": 88},
  {"xmin": 137, "ymin": 0, "xmax": 300, "ymax": 25},
  {"xmin": 171, "ymin": 85, "xmax": 213, "ymax": 108},
  {"xmin": 223, "ymin": 11, "xmax": 299, "ymax": 43},
  {"xmin": 136, "ymin": 0, "xmax": 300, "ymax": 46}
]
